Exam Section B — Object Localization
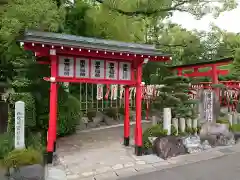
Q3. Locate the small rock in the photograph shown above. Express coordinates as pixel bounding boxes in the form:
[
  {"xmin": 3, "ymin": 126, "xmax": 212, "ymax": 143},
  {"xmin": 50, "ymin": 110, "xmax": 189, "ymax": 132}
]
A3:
[
  {"xmin": 112, "ymin": 164, "xmax": 124, "ymax": 170},
  {"xmin": 82, "ymin": 171, "xmax": 94, "ymax": 177},
  {"xmin": 136, "ymin": 161, "xmax": 146, "ymax": 165},
  {"xmin": 124, "ymin": 162, "xmax": 134, "ymax": 168}
]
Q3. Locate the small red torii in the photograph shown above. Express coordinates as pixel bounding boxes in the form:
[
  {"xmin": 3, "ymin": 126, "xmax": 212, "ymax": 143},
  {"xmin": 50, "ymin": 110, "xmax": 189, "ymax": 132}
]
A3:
[
  {"xmin": 171, "ymin": 57, "xmax": 233, "ymax": 85},
  {"xmin": 20, "ymin": 30, "xmax": 170, "ymax": 163}
]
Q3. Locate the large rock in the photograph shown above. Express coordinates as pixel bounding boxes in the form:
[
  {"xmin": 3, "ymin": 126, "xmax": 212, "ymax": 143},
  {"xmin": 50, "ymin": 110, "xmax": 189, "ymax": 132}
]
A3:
[
  {"xmin": 151, "ymin": 136, "xmax": 187, "ymax": 160},
  {"xmin": 199, "ymin": 122, "xmax": 235, "ymax": 146},
  {"xmin": 8, "ymin": 164, "xmax": 44, "ymax": 180},
  {"xmin": 182, "ymin": 135, "xmax": 211, "ymax": 154},
  {"xmin": 88, "ymin": 111, "xmax": 117, "ymax": 127}
]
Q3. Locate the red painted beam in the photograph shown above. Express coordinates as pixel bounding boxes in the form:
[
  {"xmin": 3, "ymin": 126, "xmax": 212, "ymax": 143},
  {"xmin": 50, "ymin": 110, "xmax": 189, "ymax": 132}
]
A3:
[
  {"xmin": 43, "ymin": 77, "xmax": 136, "ymax": 86},
  {"xmin": 175, "ymin": 61, "xmax": 231, "ymax": 70},
  {"xmin": 184, "ymin": 69, "xmax": 229, "ymax": 77}
]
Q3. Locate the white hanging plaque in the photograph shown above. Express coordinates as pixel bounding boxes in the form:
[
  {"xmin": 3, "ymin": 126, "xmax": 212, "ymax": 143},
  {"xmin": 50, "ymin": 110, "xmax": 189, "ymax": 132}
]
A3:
[
  {"xmin": 110, "ymin": 85, "xmax": 118, "ymax": 100},
  {"xmin": 91, "ymin": 60, "xmax": 104, "ymax": 79},
  {"xmin": 119, "ymin": 85, "xmax": 124, "ymax": 99},
  {"xmin": 76, "ymin": 58, "xmax": 89, "ymax": 78},
  {"xmin": 129, "ymin": 87, "xmax": 134, "ymax": 100},
  {"xmin": 58, "ymin": 56, "xmax": 74, "ymax": 77},
  {"xmin": 119, "ymin": 62, "xmax": 131, "ymax": 80},
  {"xmin": 15, "ymin": 101, "xmax": 25, "ymax": 149},
  {"xmin": 106, "ymin": 61, "xmax": 118, "ymax": 80},
  {"xmin": 96, "ymin": 84, "xmax": 103, "ymax": 100}
]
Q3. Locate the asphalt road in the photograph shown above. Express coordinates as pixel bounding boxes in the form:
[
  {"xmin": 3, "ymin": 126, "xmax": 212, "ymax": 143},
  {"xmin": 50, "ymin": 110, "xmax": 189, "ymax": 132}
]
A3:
[{"xmin": 120, "ymin": 152, "xmax": 240, "ymax": 180}]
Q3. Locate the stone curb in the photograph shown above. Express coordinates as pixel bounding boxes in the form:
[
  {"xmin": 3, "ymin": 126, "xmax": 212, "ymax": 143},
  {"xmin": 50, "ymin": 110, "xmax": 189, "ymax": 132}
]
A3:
[
  {"xmin": 46, "ymin": 143, "xmax": 240, "ymax": 180},
  {"xmin": 77, "ymin": 120, "xmax": 151, "ymax": 133}
]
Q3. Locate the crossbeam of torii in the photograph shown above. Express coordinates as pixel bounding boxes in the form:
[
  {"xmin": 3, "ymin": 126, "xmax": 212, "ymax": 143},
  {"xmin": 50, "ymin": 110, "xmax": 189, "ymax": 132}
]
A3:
[{"xmin": 170, "ymin": 57, "xmax": 233, "ymax": 85}]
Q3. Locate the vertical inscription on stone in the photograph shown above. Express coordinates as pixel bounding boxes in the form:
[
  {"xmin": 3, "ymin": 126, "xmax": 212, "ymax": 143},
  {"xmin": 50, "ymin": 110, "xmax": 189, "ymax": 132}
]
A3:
[{"xmin": 15, "ymin": 101, "xmax": 25, "ymax": 149}]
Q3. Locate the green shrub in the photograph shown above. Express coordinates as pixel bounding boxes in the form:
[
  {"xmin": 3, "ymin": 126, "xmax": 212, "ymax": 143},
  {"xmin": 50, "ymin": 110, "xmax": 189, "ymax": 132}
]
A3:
[
  {"xmin": 185, "ymin": 127, "xmax": 194, "ymax": 134},
  {"xmin": 192, "ymin": 128, "xmax": 198, "ymax": 134},
  {"xmin": 216, "ymin": 119, "xmax": 230, "ymax": 125},
  {"xmin": 171, "ymin": 125, "xmax": 177, "ymax": 136},
  {"xmin": 0, "ymin": 133, "xmax": 14, "ymax": 159},
  {"xmin": 25, "ymin": 132, "xmax": 44, "ymax": 151},
  {"xmin": 232, "ymin": 124, "xmax": 240, "ymax": 132},
  {"xmin": 58, "ymin": 94, "xmax": 81, "ymax": 137},
  {"xmin": 143, "ymin": 124, "xmax": 167, "ymax": 150},
  {"xmin": 3, "ymin": 148, "xmax": 43, "ymax": 168}
]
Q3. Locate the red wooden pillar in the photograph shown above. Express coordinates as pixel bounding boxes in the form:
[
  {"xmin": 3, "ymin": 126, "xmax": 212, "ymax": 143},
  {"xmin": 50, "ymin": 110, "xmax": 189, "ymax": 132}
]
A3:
[
  {"xmin": 47, "ymin": 49, "xmax": 58, "ymax": 163},
  {"xmin": 212, "ymin": 64, "xmax": 219, "ymax": 96},
  {"xmin": 212, "ymin": 65, "xmax": 218, "ymax": 85},
  {"xmin": 124, "ymin": 85, "xmax": 130, "ymax": 146},
  {"xmin": 135, "ymin": 63, "xmax": 143, "ymax": 156},
  {"xmin": 177, "ymin": 68, "xmax": 182, "ymax": 76}
]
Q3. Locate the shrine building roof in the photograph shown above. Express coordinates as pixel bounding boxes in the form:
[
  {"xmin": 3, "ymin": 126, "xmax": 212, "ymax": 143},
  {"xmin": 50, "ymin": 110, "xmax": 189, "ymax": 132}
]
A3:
[
  {"xmin": 170, "ymin": 57, "xmax": 234, "ymax": 69},
  {"xmin": 20, "ymin": 30, "xmax": 170, "ymax": 61}
]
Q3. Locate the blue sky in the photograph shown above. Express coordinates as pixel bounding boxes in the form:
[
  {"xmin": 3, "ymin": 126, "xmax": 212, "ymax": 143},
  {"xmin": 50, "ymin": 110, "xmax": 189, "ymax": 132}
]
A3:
[{"xmin": 170, "ymin": 4, "xmax": 240, "ymax": 33}]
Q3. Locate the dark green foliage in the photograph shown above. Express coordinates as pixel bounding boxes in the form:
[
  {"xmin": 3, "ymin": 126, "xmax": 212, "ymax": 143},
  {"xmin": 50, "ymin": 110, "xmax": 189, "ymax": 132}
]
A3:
[
  {"xmin": 151, "ymin": 68, "xmax": 198, "ymax": 118},
  {"xmin": 0, "ymin": 133, "xmax": 14, "ymax": 159},
  {"xmin": 231, "ymin": 124, "xmax": 240, "ymax": 132},
  {"xmin": 143, "ymin": 124, "xmax": 167, "ymax": 150},
  {"xmin": 185, "ymin": 127, "xmax": 195, "ymax": 134},
  {"xmin": 9, "ymin": 93, "xmax": 36, "ymax": 129},
  {"xmin": 171, "ymin": 125, "xmax": 177, "ymax": 136},
  {"xmin": 57, "ymin": 94, "xmax": 81, "ymax": 137},
  {"xmin": 25, "ymin": 132, "xmax": 45, "ymax": 151}
]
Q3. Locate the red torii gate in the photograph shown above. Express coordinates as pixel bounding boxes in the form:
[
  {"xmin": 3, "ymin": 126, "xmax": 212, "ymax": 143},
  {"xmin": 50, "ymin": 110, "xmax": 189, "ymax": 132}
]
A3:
[
  {"xmin": 20, "ymin": 30, "xmax": 170, "ymax": 163},
  {"xmin": 171, "ymin": 57, "xmax": 233, "ymax": 85}
]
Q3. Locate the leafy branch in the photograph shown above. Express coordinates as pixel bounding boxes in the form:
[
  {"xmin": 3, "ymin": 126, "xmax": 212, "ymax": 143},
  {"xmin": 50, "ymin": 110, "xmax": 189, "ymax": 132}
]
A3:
[{"xmin": 95, "ymin": 0, "xmax": 192, "ymax": 16}]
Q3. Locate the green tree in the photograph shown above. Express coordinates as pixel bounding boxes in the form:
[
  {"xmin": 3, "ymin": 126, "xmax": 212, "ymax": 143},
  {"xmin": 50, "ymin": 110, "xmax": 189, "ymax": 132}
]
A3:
[
  {"xmin": 150, "ymin": 65, "xmax": 197, "ymax": 118},
  {"xmin": 95, "ymin": 0, "xmax": 237, "ymax": 19}
]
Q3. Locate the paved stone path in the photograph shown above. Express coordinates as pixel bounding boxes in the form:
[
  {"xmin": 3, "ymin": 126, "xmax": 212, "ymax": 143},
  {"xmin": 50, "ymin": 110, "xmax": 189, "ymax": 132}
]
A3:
[
  {"xmin": 120, "ymin": 147, "xmax": 240, "ymax": 180},
  {"xmin": 47, "ymin": 122, "xmax": 153, "ymax": 180},
  {"xmin": 45, "ymin": 122, "xmax": 240, "ymax": 180},
  {"xmin": 0, "ymin": 168, "xmax": 7, "ymax": 180}
]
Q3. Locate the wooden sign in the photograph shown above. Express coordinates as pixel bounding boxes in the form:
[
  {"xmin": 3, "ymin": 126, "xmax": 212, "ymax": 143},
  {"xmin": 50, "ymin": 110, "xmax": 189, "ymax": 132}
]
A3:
[
  {"xmin": 58, "ymin": 56, "xmax": 74, "ymax": 77},
  {"xmin": 119, "ymin": 62, "xmax": 131, "ymax": 80},
  {"xmin": 15, "ymin": 101, "xmax": 25, "ymax": 149},
  {"xmin": 106, "ymin": 61, "xmax": 118, "ymax": 80},
  {"xmin": 91, "ymin": 60, "xmax": 104, "ymax": 79},
  {"xmin": 76, "ymin": 58, "xmax": 89, "ymax": 78}
]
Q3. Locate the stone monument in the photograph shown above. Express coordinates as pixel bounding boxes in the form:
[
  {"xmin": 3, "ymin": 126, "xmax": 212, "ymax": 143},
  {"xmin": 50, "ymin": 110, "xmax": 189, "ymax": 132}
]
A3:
[
  {"xmin": 15, "ymin": 101, "xmax": 25, "ymax": 149},
  {"xmin": 199, "ymin": 89, "xmax": 220, "ymax": 124}
]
